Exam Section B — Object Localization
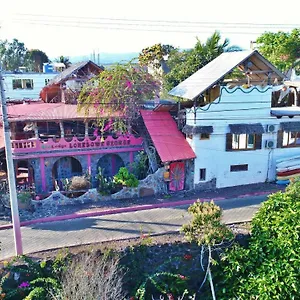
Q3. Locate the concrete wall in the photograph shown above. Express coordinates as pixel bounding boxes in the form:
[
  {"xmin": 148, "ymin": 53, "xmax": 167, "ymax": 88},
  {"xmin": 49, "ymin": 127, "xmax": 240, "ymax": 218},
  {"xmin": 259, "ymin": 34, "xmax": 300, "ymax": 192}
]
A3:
[{"xmin": 187, "ymin": 86, "xmax": 300, "ymax": 189}]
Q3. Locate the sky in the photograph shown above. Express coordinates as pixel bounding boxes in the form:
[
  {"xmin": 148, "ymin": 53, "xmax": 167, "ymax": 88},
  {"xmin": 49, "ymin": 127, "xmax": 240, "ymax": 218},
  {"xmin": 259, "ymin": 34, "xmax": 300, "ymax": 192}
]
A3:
[{"xmin": 0, "ymin": 0, "xmax": 300, "ymax": 59}]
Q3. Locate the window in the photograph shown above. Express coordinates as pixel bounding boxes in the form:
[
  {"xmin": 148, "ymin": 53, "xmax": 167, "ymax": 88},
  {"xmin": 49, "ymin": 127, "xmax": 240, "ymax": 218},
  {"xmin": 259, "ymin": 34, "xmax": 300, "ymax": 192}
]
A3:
[
  {"xmin": 226, "ymin": 133, "xmax": 262, "ymax": 151},
  {"xmin": 45, "ymin": 79, "xmax": 51, "ymax": 85},
  {"xmin": 200, "ymin": 133, "xmax": 210, "ymax": 140},
  {"xmin": 12, "ymin": 79, "xmax": 34, "ymax": 90},
  {"xmin": 187, "ymin": 134, "xmax": 193, "ymax": 140},
  {"xmin": 199, "ymin": 168, "xmax": 206, "ymax": 181},
  {"xmin": 230, "ymin": 164, "xmax": 248, "ymax": 172},
  {"xmin": 281, "ymin": 131, "xmax": 300, "ymax": 147}
]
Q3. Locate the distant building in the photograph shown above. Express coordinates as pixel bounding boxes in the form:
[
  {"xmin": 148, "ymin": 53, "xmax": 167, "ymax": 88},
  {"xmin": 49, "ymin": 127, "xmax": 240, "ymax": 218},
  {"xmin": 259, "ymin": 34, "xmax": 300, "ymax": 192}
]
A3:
[{"xmin": 2, "ymin": 63, "xmax": 63, "ymax": 102}]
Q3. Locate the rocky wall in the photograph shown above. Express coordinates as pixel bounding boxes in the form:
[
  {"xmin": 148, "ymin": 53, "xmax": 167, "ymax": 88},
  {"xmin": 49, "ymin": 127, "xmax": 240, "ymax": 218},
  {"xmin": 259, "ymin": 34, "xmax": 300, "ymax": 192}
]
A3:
[{"xmin": 111, "ymin": 167, "xmax": 167, "ymax": 200}]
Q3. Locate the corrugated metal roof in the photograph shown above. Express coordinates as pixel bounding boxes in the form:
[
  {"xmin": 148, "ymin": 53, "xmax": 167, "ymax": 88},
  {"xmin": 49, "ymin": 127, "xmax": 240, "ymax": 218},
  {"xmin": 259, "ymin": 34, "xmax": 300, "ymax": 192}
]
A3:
[
  {"xmin": 140, "ymin": 110, "xmax": 196, "ymax": 162},
  {"xmin": 1, "ymin": 102, "xmax": 121, "ymax": 122},
  {"xmin": 168, "ymin": 50, "xmax": 285, "ymax": 100},
  {"xmin": 47, "ymin": 60, "xmax": 103, "ymax": 86}
]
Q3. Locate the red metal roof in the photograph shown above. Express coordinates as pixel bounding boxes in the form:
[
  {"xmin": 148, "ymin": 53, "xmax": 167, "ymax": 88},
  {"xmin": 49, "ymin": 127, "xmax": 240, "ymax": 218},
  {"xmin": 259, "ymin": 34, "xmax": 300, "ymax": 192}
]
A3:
[
  {"xmin": 140, "ymin": 110, "xmax": 196, "ymax": 162},
  {"xmin": 0, "ymin": 102, "xmax": 121, "ymax": 122}
]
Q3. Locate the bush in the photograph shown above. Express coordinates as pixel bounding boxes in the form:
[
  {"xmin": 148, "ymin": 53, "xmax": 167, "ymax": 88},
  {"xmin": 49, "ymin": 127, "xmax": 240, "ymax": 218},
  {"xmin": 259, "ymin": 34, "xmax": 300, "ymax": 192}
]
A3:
[
  {"xmin": 59, "ymin": 253, "xmax": 125, "ymax": 300},
  {"xmin": 0, "ymin": 255, "xmax": 61, "ymax": 300},
  {"xmin": 216, "ymin": 181, "xmax": 300, "ymax": 299},
  {"xmin": 114, "ymin": 167, "xmax": 139, "ymax": 188}
]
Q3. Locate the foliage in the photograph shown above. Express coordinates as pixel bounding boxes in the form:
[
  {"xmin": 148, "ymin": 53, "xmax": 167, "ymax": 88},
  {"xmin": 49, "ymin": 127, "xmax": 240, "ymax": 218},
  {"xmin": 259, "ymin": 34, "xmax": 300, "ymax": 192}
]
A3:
[
  {"xmin": 139, "ymin": 43, "xmax": 176, "ymax": 78},
  {"xmin": 130, "ymin": 151, "xmax": 149, "ymax": 180},
  {"xmin": 0, "ymin": 255, "xmax": 62, "ymax": 300},
  {"xmin": 256, "ymin": 28, "xmax": 300, "ymax": 72},
  {"xmin": 54, "ymin": 55, "xmax": 71, "ymax": 68},
  {"xmin": 0, "ymin": 39, "xmax": 49, "ymax": 72},
  {"xmin": 25, "ymin": 49, "xmax": 49, "ymax": 72},
  {"xmin": 17, "ymin": 191, "xmax": 32, "ymax": 209},
  {"xmin": 59, "ymin": 253, "xmax": 125, "ymax": 300},
  {"xmin": 181, "ymin": 201, "xmax": 233, "ymax": 300},
  {"xmin": 164, "ymin": 31, "xmax": 230, "ymax": 91},
  {"xmin": 135, "ymin": 272, "xmax": 189, "ymax": 300},
  {"xmin": 96, "ymin": 167, "xmax": 120, "ymax": 195},
  {"xmin": 0, "ymin": 39, "xmax": 27, "ymax": 71},
  {"xmin": 182, "ymin": 200, "xmax": 234, "ymax": 246},
  {"xmin": 216, "ymin": 181, "xmax": 300, "ymax": 299},
  {"xmin": 77, "ymin": 62, "xmax": 160, "ymax": 133},
  {"xmin": 113, "ymin": 167, "xmax": 139, "ymax": 188}
]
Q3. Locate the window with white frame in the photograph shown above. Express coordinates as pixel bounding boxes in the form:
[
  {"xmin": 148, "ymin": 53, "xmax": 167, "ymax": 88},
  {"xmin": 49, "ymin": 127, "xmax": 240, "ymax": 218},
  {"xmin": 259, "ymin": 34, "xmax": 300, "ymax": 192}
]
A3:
[
  {"xmin": 226, "ymin": 133, "xmax": 262, "ymax": 151},
  {"xmin": 282, "ymin": 131, "xmax": 300, "ymax": 147},
  {"xmin": 12, "ymin": 79, "xmax": 34, "ymax": 90}
]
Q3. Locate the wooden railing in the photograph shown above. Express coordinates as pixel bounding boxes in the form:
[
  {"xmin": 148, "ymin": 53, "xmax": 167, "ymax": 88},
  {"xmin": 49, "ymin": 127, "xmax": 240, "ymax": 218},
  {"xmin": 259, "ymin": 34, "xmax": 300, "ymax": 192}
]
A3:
[{"xmin": 11, "ymin": 135, "xmax": 143, "ymax": 154}]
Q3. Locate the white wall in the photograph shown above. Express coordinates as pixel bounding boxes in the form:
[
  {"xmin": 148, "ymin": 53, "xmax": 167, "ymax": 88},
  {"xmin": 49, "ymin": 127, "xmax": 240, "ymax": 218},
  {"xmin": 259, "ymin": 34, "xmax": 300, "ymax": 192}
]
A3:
[
  {"xmin": 187, "ymin": 86, "xmax": 300, "ymax": 188},
  {"xmin": 3, "ymin": 73, "xmax": 57, "ymax": 101}
]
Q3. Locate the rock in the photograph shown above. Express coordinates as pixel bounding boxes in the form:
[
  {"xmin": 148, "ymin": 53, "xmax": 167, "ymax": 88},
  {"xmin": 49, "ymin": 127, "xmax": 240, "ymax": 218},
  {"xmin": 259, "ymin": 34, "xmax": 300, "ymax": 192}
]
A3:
[{"xmin": 139, "ymin": 187, "xmax": 155, "ymax": 197}]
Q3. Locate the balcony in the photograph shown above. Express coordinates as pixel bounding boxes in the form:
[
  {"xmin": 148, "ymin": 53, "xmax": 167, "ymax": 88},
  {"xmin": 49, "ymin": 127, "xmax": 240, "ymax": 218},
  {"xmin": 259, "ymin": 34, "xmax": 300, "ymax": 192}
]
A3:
[{"xmin": 11, "ymin": 134, "xmax": 144, "ymax": 155}]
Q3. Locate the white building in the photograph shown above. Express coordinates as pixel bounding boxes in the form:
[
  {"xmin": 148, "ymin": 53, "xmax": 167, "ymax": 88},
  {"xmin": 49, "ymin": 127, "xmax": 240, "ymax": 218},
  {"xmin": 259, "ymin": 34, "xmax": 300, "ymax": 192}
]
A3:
[
  {"xmin": 3, "ymin": 72, "xmax": 59, "ymax": 102},
  {"xmin": 169, "ymin": 50, "xmax": 300, "ymax": 189}
]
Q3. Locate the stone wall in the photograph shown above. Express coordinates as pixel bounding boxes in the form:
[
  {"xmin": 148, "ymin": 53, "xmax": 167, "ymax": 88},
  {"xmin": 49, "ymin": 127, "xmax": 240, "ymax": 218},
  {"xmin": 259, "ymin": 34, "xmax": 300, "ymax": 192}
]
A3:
[
  {"xmin": 32, "ymin": 188, "xmax": 99, "ymax": 208},
  {"xmin": 111, "ymin": 167, "xmax": 167, "ymax": 200}
]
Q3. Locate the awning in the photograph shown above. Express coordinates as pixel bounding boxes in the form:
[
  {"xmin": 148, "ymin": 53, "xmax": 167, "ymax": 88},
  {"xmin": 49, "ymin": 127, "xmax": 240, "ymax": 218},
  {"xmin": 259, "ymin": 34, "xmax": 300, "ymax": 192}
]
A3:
[
  {"xmin": 280, "ymin": 122, "xmax": 300, "ymax": 132},
  {"xmin": 182, "ymin": 125, "xmax": 213, "ymax": 135},
  {"xmin": 229, "ymin": 123, "xmax": 265, "ymax": 134},
  {"xmin": 140, "ymin": 110, "xmax": 196, "ymax": 163}
]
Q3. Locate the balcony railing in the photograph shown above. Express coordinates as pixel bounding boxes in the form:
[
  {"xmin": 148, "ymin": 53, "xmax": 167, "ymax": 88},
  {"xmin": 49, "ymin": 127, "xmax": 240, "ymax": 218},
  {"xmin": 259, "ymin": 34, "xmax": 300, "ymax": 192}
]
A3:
[{"xmin": 11, "ymin": 135, "xmax": 143, "ymax": 154}]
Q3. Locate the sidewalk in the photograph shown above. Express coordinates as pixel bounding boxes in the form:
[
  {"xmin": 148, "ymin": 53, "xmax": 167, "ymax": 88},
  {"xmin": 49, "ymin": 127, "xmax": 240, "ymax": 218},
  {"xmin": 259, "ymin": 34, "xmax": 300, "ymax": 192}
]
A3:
[{"xmin": 0, "ymin": 182, "xmax": 285, "ymax": 230}]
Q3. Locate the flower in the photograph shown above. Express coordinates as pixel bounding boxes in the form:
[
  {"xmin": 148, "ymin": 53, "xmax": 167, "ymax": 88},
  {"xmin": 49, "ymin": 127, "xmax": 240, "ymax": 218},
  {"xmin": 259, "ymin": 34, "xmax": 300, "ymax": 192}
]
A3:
[
  {"xmin": 129, "ymin": 297, "xmax": 135, "ymax": 300},
  {"xmin": 167, "ymin": 293, "xmax": 175, "ymax": 300},
  {"xmin": 125, "ymin": 80, "xmax": 133, "ymax": 89},
  {"xmin": 178, "ymin": 274, "xmax": 187, "ymax": 280},
  {"xmin": 183, "ymin": 254, "xmax": 192, "ymax": 260},
  {"xmin": 18, "ymin": 281, "xmax": 30, "ymax": 288}
]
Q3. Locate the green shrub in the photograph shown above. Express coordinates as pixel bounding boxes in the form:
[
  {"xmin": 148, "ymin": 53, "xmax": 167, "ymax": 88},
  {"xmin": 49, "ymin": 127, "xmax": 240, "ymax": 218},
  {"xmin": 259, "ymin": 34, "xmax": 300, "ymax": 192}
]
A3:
[
  {"xmin": 0, "ymin": 255, "xmax": 62, "ymax": 300},
  {"xmin": 216, "ymin": 181, "xmax": 300, "ymax": 299},
  {"xmin": 113, "ymin": 167, "xmax": 139, "ymax": 188}
]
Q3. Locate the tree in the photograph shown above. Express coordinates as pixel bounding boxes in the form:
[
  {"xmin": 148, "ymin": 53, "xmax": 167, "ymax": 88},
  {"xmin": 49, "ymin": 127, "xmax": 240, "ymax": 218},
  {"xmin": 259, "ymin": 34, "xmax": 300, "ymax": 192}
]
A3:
[
  {"xmin": 55, "ymin": 56, "xmax": 72, "ymax": 68},
  {"xmin": 256, "ymin": 28, "xmax": 300, "ymax": 72},
  {"xmin": 181, "ymin": 200, "xmax": 233, "ymax": 300},
  {"xmin": 217, "ymin": 180, "xmax": 300, "ymax": 299},
  {"xmin": 0, "ymin": 38, "xmax": 27, "ymax": 71},
  {"xmin": 139, "ymin": 43, "xmax": 176, "ymax": 74},
  {"xmin": 25, "ymin": 49, "xmax": 49, "ymax": 72},
  {"xmin": 77, "ymin": 62, "xmax": 160, "ymax": 133},
  {"xmin": 164, "ymin": 31, "xmax": 230, "ymax": 91}
]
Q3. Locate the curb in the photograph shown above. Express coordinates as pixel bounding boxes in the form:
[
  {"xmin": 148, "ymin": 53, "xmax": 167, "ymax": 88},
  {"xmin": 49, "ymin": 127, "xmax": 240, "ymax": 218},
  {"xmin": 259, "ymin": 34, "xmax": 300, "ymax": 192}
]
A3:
[{"xmin": 0, "ymin": 190, "xmax": 274, "ymax": 230}]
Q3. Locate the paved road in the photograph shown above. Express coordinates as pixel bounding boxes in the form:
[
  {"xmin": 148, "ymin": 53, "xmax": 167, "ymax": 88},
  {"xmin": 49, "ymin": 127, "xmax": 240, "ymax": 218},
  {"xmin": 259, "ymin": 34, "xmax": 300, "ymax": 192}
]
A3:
[{"xmin": 0, "ymin": 195, "xmax": 265, "ymax": 260}]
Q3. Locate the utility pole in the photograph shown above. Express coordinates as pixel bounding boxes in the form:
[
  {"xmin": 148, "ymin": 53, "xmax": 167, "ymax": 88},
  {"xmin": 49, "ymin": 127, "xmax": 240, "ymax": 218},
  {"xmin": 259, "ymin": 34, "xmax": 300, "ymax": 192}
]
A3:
[{"xmin": 0, "ymin": 65, "xmax": 23, "ymax": 255}]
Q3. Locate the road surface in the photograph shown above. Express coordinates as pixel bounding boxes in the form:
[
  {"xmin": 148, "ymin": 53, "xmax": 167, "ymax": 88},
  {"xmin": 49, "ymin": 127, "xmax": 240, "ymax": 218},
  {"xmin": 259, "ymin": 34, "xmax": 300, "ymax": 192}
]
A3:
[{"xmin": 0, "ymin": 195, "xmax": 265, "ymax": 260}]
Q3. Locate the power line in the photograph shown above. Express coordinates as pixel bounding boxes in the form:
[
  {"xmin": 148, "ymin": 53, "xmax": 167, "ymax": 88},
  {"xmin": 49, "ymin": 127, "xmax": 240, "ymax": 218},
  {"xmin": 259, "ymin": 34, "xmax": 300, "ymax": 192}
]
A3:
[{"xmin": 13, "ymin": 13, "xmax": 300, "ymax": 28}]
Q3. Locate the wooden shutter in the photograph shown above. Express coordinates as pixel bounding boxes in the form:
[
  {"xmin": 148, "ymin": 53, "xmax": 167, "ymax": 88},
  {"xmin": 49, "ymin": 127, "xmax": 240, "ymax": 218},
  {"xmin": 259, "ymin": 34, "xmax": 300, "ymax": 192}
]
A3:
[
  {"xmin": 226, "ymin": 133, "xmax": 232, "ymax": 151},
  {"xmin": 255, "ymin": 134, "xmax": 262, "ymax": 149},
  {"xmin": 277, "ymin": 130, "xmax": 283, "ymax": 148}
]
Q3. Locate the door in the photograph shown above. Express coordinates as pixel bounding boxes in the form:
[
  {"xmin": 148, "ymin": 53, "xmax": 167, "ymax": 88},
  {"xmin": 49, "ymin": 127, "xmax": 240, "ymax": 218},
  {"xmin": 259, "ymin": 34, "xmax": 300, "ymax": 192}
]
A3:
[{"xmin": 169, "ymin": 162, "xmax": 185, "ymax": 191}]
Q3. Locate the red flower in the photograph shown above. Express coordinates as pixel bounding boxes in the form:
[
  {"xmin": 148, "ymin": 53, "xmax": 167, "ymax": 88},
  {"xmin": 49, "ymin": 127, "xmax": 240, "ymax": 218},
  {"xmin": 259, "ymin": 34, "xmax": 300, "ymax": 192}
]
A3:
[
  {"xmin": 129, "ymin": 297, "xmax": 135, "ymax": 300},
  {"xmin": 167, "ymin": 293, "xmax": 174, "ymax": 300},
  {"xmin": 125, "ymin": 80, "xmax": 133, "ymax": 89},
  {"xmin": 183, "ymin": 254, "xmax": 192, "ymax": 260},
  {"xmin": 178, "ymin": 274, "xmax": 186, "ymax": 280}
]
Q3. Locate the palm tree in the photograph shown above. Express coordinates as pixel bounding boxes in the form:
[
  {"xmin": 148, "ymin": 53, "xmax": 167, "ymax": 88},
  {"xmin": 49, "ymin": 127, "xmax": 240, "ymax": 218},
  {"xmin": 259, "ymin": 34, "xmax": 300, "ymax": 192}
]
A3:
[{"xmin": 55, "ymin": 56, "xmax": 72, "ymax": 68}]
